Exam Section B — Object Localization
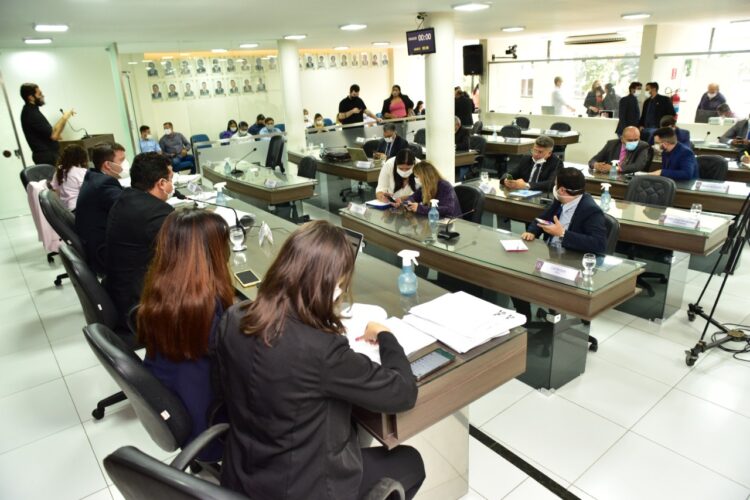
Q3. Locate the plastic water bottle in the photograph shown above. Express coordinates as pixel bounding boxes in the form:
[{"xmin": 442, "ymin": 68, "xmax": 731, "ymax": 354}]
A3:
[
  {"xmin": 512, "ymin": 118, "xmax": 517, "ymax": 127},
  {"xmin": 428, "ymin": 199, "xmax": 440, "ymax": 241},
  {"xmin": 600, "ymin": 183, "xmax": 612, "ymax": 212},
  {"xmin": 215, "ymin": 182, "xmax": 227, "ymax": 206},
  {"xmin": 397, "ymin": 250, "xmax": 420, "ymax": 296},
  {"xmin": 609, "ymin": 161, "xmax": 618, "ymax": 180}
]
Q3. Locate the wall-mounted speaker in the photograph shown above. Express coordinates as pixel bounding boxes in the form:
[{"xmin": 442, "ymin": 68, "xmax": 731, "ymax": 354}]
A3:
[{"xmin": 462, "ymin": 44, "xmax": 483, "ymax": 76}]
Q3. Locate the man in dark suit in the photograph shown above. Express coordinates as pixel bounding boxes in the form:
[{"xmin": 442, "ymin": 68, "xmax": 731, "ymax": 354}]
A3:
[
  {"xmin": 503, "ymin": 135, "xmax": 562, "ymax": 192},
  {"xmin": 719, "ymin": 115, "xmax": 749, "ymax": 151},
  {"xmin": 651, "ymin": 115, "xmax": 691, "ymax": 148},
  {"xmin": 589, "ymin": 126, "xmax": 652, "ymax": 174},
  {"xmin": 75, "ymin": 143, "xmax": 126, "ymax": 274},
  {"xmin": 616, "ymin": 81, "xmax": 641, "ymax": 136},
  {"xmin": 454, "ymin": 86, "xmax": 474, "ymax": 127},
  {"xmin": 650, "ymin": 127, "xmax": 697, "ymax": 181},
  {"xmin": 639, "ymin": 82, "xmax": 676, "ymax": 134},
  {"xmin": 104, "ymin": 152, "xmax": 175, "ymax": 331},
  {"xmin": 454, "ymin": 116, "xmax": 471, "ymax": 151},
  {"xmin": 373, "ymin": 123, "xmax": 409, "ymax": 160}
]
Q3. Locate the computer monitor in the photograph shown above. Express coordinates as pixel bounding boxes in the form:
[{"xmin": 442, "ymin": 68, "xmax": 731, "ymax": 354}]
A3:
[{"xmin": 541, "ymin": 106, "xmax": 555, "ymax": 115}]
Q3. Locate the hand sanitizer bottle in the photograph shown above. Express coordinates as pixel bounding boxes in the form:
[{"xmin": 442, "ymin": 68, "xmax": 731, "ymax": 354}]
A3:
[
  {"xmin": 215, "ymin": 182, "xmax": 227, "ymax": 206},
  {"xmin": 428, "ymin": 199, "xmax": 440, "ymax": 241},
  {"xmin": 397, "ymin": 250, "xmax": 420, "ymax": 296},
  {"xmin": 223, "ymin": 157, "xmax": 232, "ymax": 175},
  {"xmin": 600, "ymin": 183, "xmax": 612, "ymax": 212},
  {"xmin": 609, "ymin": 160, "xmax": 619, "ymax": 180}
]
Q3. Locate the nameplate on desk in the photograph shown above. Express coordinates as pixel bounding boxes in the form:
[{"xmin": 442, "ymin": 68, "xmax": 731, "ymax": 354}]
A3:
[
  {"xmin": 478, "ymin": 183, "xmax": 496, "ymax": 195},
  {"xmin": 543, "ymin": 129, "xmax": 559, "ymax": 136},
  {"xmin": 355, "ymin": 160, "xmax": 374, "ymax": 169},
  {"xmin": 505, "ymin": 137, "xmax": 521, "ymax": 144},
  {"xmin": 695, "ymin": 181, "xmax": 729, "ymax": 193},
  {"xmin": 263, "ymin": 179, "xmax": 279, "ymax": 188},
  {"xmin": 535, "ymin": 259, "xmax": 581, "ymax": 282},
  {"xmin": 660, "ymin": 214, "xmax": 700, "ymax": 229},
  {"xmin": 349, "ymin": 203, "xmax": 367, "ymax": 215},
  {"xmin": 355, "ymin": 137, "xmax": 366, "ymax": 144}
]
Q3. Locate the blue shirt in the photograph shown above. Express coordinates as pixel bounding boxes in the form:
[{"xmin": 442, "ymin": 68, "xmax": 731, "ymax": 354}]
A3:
[
  {"xmin": 139, "ymin": 138, "xmax": 161, "ymax": 153},
  {"xmin": 661, "ymin": 142, "xmax": 698, "ymax": 181}
]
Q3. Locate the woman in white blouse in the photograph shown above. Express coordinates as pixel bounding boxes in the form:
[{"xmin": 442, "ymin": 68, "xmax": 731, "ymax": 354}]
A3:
[
  {"xmin": 51, "ymin": 145, "xmax": 89, "ymax": 210},
  {"xmin": 375, "ymin": 149, "xmax": 417, "ymax": 204}
]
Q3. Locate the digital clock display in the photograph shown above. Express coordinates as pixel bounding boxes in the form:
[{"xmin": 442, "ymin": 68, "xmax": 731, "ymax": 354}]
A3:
[{"xmin": 406, "ymin": 28, "xmax": 436, "ymax": 55}]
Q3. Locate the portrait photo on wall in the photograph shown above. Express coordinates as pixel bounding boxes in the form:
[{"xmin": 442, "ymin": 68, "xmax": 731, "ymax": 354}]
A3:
[
  {"xmin": 240, "ymin": 58, "xmax": 251, "ymax": 72},
  {"xmin": 381, "ymin": 52, "xmax": 389, "ymax": 66},
  {"xmin": 198, "ymin": 80, "xmax": 210, "ymax": 97},
  {"xmin": 316, "ymin": 54, "xmax": 326, "ymax": 69},
  {"xmin": 179, "ymin": 59, "xmax": 192, "ymax": 76},
  {"xmin": 146, "ymin": 61, "xmax": 159, "ymax": 77},
  {"xmin": 164, "ymin": 60, "xmax": 176, "ymax": 76},
  {"xmin": 242, "ymin": 78, "xmax": 253, "ymax": 93},
  {"xmin": 254, "ymin": 57, "xmax": 264, "ymax": 72},
  {"xmin": 150, "ymin": 82, "xmax": 163, "ymax": 100},
  {"xmin": 228, "ymin": 79, "xmax": 240, "ymax": 95},
  {"xmin": 328, "ymin": 54, "xmax": 337, "ymax": 68},
  {"xmin": 211, "ymin": 58, "xmax": 223, "ymax": 74},
  {"xmin": 226, "ymin": 58, "xmax": 237, "ymax": 73},
  {"xmin": 340, "ymin": 53, "xmax": 349, "ymax": 67},
  {"xmin": 371, "ymin": 53, "xmax": 379, "ymax": 67},
  {"xmin": 350, "ymin": 52, "xmax": 359, "ymax": 66},
  {"xmin": 166, "ymin": 83, "xmax": 179, "ymax": 99},
  {"xmin": 195, "ymin": 58, "xmax": 207, "ymax": 74},
  {"xmin": 214, "ymin": 79, "xmax": 226, "ymax": 96},
  {"xmin": 182, "ymin": 80, "xmax": 196, "ymax": 98},
  {"xmin": 257, "ymin": 77, "xmax": 267, "ymax": 92},
  {"xmin": 304, "ymin": 54, "xmax": 314, "ymax": 69},
  {"xmin": 268, "ymin": 57, "xmax": 277, "ymax": 70}
]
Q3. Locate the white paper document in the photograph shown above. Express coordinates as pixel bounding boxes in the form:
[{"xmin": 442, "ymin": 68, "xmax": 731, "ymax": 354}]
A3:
[
  {"xmin": 365, "ymin": 199, "xmax": 391, "ymax": 208},
  {"xmin": 213, "ymin": 206, "xmax": 253, "ymax": 227}
]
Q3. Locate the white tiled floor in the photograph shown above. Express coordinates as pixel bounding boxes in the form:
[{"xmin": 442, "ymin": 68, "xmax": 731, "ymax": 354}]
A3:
[{"xmin": 1, "ymin": 212, "xmax": 750, "ymax": 500}]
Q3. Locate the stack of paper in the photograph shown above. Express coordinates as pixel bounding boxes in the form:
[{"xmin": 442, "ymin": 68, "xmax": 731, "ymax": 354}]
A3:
[{"xmin": 403, "ymin": 292, "xmax": 526, "ymax": 353}]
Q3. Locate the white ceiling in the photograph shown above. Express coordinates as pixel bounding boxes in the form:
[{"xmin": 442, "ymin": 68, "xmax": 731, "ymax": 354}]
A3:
[{"xmin": 1, "ymin": 0, "xmax": 749, "ymax": 53}]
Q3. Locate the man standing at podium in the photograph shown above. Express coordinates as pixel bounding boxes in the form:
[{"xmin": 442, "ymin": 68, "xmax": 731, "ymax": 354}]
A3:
[{"xmin": 20, "ymin": 83, "xmax": 75, "ymax": 165}]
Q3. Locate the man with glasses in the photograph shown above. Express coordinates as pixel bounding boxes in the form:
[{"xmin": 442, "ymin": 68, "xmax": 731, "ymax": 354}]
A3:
[
  {"xmin": 104, "ymin": 152, "xmax": 175, "ymax": 333},
  {"xmin": 502, "ymin": 135, "xmax": 562, "ymax": 193}
]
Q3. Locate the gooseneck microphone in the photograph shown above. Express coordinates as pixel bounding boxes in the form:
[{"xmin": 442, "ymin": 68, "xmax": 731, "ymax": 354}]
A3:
[
  {"xmin": 174, "ymin": 190, "xmax": 253, "ymax": 235},
  {"xmin": 231, "ymin": 147, "xmax": 257, "ymax": 175},
  {"xmin": 60, "ymin": 108, "xmax": 90, "ymax": 138},
  {"xmin": 701, "ymin": 130, "xmax": 711, "ymax": 145}
]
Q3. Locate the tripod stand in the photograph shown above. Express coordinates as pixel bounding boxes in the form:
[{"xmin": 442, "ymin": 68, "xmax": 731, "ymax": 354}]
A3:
[{"xmin": 685, "ymin": 190, "xmax": 750, "ymax": 366}]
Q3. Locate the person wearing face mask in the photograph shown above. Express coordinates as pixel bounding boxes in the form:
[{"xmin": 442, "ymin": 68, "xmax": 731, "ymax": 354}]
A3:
[
  {"xmin": 373, "ymin": 123, "xmax": 409, "ymax": 160},
  {"xmin": 381, "ymin": 85, "xmax": 415, "ymax": 119},
  {"xmin": 589, "ymin": 126, "xmax": 652, "ymax": 174},
  {"xmin": 19, "ymin": 83, "xmax": 76, "ymax": 165},
  {"xmin": 159, "ymin": 121, "xmax": 196, "ymax": 174},
  {"xmin": 405, "ymin": 162, "xmax": 462, "ymax": 217},
  {"xmin": 51, "ymin": 145, "xmax": 89, "ymax": 211},
  {"xmin": 138, "ymin": 125, "xmax": 162, "ymax": 153},
  {"xmin": 649, "ymin": 127, "xmax": 697, "ymax": 181},
  {"xmin": 220, "ymin": 120, "xmax": 239, "ymax": 140},
  {"xmin": 309, "ymin": 113, "xmax": 327, "ymax": 133},
  {"xmin": 616, "ymin": 82, "xmax": 642, "ymax": 136},
  {"xmin": 695, "ymin": 83, "xmax": 726, "ymax": 122},
  {"xmin": 231, "ymin": 121, "xmax": 252, "ymax": 143},
  {"xmin": 76, "ymin": 142, "xmax": 127, "ymax": 274},
  {"xmin": 649, "ymin": 116, "xmax": 691, "ymax": 148},
  {"xmin": 584, "ymin": 80, "xmax": 604, "ymax": 117},
  {"xmin": 376, "ymin": 149, "xmax": 417, "ymax": 204},
  {"xmin": 215, "ymin": 220, "xmax": 425, "ymax": 499},
  {"xmin": 502, "ymin": 135, "xmax": 562, "ymax": 192},
  {"xmin": 639, "ymin": 82, "xmax": 676, "ymax": 136},
  {"xmin": 104, "ymin": 152, "xmax": 175, "ymax": 333}
]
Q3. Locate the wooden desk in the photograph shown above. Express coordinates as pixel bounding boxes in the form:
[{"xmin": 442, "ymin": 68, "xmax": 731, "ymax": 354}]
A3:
[
  {"xmin": 693, "ymin": 144, "xmax": 741, "ymax": 159},
  {"xmin": 340, "ymin": 208, "xmax": 643, "ymax": 321},
  {"xmin": 464, "ymin": 179, "xmax": 731, "ymax": 256},
  {"xmin": 727, "ymin": 162, "xmax": 750, "ymax": 183},
  {"xmin": 455, "ymin": 150, "xmax": 478, "ymax": 167},
  {"xmin": 202, "ymin": 164, "xmax": 316, "ymax": 205},
  {"xmin": 216, "ymin": 198, "xmax": 527, "ymax": 450},
  {"xmin": 483, "ymin": 137, "xmax": 535, "ymax": 155}
]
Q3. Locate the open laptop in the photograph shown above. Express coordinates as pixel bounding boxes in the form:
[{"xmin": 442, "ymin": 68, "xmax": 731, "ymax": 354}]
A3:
[
  {"xmin": 343, "ymin": 227, "xmax": 364, "ymax": 258},
  {"xmin": 346, "ymin": 147, "xmax": 370, "ymax": 162}
]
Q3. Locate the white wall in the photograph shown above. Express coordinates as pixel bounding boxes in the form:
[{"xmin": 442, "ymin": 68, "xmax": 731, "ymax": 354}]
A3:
[{"xmin": 0, "ymin": 46, "xmax": 132, "ymax": 160}]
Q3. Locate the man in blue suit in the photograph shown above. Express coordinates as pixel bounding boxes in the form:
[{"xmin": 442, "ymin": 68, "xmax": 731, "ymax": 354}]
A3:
[
  {"xmin": 616, "ymin": 81, "xmax": 642, "ymax": 136},
  {"xmin": 648, "ymin": 115, "xmax": 691, "ymax": 148},
  {"xmin": 521, "ymin": 167, "xmax": 607, "ymax": 254},
  {"xmin": 650, "ymin": 127, "xmax": 698, "ymax": 181}
]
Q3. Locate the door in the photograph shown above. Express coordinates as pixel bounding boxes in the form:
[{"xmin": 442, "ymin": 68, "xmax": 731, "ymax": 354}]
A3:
[{"xmin": 0, "ymin": 70, "xmax": 29, "ymax": 218}]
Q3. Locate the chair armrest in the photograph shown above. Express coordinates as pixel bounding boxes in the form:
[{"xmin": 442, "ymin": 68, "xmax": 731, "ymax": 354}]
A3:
[
  {"xmin": 170, "ymin": 423, "xmax": 229, "ymax": 471},
  {"xmin": 363, "ymin": 477, "xmax": 405, "ymax": 500}
]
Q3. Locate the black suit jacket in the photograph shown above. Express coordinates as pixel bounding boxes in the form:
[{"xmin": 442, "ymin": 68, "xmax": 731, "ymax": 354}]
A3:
[
  {"xmin": 639, "ymin": 94, "xmax": 676, "ymax": 129},
  {"xmin": 526, "ymin": 193, "xmax": 607, "ymax": 254},
  {"xmin": 588, "ymin": 139, "xmax": 652, "ymax": 174},
  {"xmin": 214, "ymin": 303, "xmax": 417, "ymax": 499},
  {"xmin": 75, "ymin": 169, "xmax": 124, "ymax": 274},
  {"xmin": 507, "ymin": 154, "xmax": 563, "ymax": 192},
  {"xmin": 104, "ymin": 188, "xmax": 173, "ymax": 330},
  {"xmin": 375, "ymin": 135, "xmax": 409, "ymax": 159},
  {"xmin": 455, "ymin": 127, "xmax": 471, "ymax": 151},
  {"xmin": 616, "ymin": 94, "xmax": 640, "ymax": 135}
]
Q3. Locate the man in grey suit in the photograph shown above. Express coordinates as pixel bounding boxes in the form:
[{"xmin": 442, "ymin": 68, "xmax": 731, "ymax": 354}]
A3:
[
  {"xmin": 589, "ymin": 126, "xmax": 652, "ymax": 174},
  {"xmin": 720, "ymin": 115, "xmax": 749, "ymax": 149}
]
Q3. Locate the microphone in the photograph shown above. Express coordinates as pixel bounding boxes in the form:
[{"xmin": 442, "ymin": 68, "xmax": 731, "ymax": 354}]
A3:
[
  {"xmin": 60, "ymin": 108, "xmax": 89, "ymax": 138},
  {"xmin": 174, "ymin": 190, "xmax": 253, "ymax": 236},
  {"xmin": 701, "ymin": 130, "xmax": 711, "ymax": 145},
  {"xmin": 231, "ymin": 147, "xmax": 257, "ymax": 175},
  {"xmin": 438, "ymin": 209, "xmax": 476, "ymax": 238}
]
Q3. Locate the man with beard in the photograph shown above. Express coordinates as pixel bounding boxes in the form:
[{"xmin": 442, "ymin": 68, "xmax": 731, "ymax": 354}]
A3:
[{"xmin": 20, "ymin": 83, "xmax": 75, "ymax": 165}]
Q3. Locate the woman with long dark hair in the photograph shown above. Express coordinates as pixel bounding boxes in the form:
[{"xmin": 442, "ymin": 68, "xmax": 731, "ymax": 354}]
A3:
[
  {"xmin": 216, "ymin": 220, "xmax": 425, "ymax": 499},
  {"xmin": 381, "ymin": 85, "xmax": 415, "ymax": 119},
  {"xmin": 137, "ymin": 209, "xmax": 234, "ymax": 459},
  {"xmin": 219, "ymin": 119, "xmax": 239, "ymax": 139},
  {"xmin": 51, "ymin": 144, "xmax": 89, "ymax": 210},
  {"xmin": 405, "ymin": 161, "xmax": 462, "ymax": 217},
  {"xmin": 375, "ymin": 148, "xmax": 417, "ymax": 204}
]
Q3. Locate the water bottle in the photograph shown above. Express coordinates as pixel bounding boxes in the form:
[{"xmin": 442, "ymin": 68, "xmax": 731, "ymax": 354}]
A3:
[
  {"xmin": 215, "ymin": 182, "xmax": 227, "ymax": 206},
  {"xmin": 492, "ymin": 128, "xmax": 498, "ymax": 140},
  {"xmin": 397, "ymin": 250, "xmax": 420, "ymax": 296},
  {"xmin": 512, "ymin": 118, "xmax": 517, "ymax": 127},
  {"xmin": 600, "ymin": 183, "xmax": 612, "ymax": 212},
  {"xmin": 609, "ymin": 161, "xmax": 618, "ymax": 180},
  {"xmin": 428, "ymin": 199, "xmax": 440, "ymax": 241}
]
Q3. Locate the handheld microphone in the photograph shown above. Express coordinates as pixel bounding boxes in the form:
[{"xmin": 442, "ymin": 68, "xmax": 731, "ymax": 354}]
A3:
[
  {"xmin": 174, "ymin": 190, "xmax": 254, "ymax": 236},
  {"xmin": 231, "ymin": 147, "xmax": 257, "ymax": 175},
  {"xmin": 60, "ymin": 108, "xmax": 90, "ymax": 138}
]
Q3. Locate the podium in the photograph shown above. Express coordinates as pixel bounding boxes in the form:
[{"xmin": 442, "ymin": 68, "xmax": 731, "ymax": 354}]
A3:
[{"xmin": 59, "ymin": 134, "xmax": 115, "ymax": 159}]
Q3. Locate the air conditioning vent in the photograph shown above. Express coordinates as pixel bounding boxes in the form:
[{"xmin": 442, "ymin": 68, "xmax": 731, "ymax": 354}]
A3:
[{"xmin": 564, "ymin": 33, "xmax": 626, "ymax": 45}]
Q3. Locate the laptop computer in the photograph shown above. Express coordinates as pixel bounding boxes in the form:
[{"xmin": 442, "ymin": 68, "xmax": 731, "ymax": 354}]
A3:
[
  {"xmin": 347, "ymin": 147, "xmax": 369, "ymax": 162},
  {"xmin": 343, "ymin": 227, "xmax": 364, "ymax": 258}
]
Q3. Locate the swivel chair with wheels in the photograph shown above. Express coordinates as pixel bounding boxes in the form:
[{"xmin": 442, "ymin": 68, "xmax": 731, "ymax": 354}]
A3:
[
  {"xmin": 464, "ymin": 135, "xmax": 488, "ymax": 180},
  {"xmin": 264, "ymin": 135, "xmax": 285, "ymax": 172},
  {"xmin": 413, "ymin": 128, "xmax": 426, "ymax": 146},
  {"xmin": 291, "ymin": 156, "xmax": 318, "ymax": 223},
  {"xmin": 38, "ymin": 189, "xmax": 85, "ymax": 286},
  {"xmin": 454, "ymin": 184, "xmax": 485, "ymax": 223},
  {"xmin": 549, "ymin": 122, "xmax": 571, "ymax": 160},
  {"xmin": 697, "ymin": 155, "xmax": 728, "ymax": 181},
  {"xmin": 514, "ymin": 117, "xmax": 530, "ymax": 130}
]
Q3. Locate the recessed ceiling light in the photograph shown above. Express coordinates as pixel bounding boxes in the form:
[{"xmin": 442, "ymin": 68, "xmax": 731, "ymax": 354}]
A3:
[
  {"xmin": 372, "ymin": 41, "xmax": 390, "ymax": 47},
  {"xmin": 453, "ymin": 2, "xmax": 491, "ymax": 12},
  {"xmin": 127, "ymin": 61, "xmax": 138, "ymax": 65},
  {"xmin": 621, "ymin": 12, "xmax": 651, "ymax": 20},
  {"xmin": 34, "ymin": 24, "xmax": 69, "ymax": 33},
  {"xmin": 23, "ymin": 38, "xmax": 52, "ymax": 44},
  {"xmin": 211, "ymin": 48, "xmax": 227, "ymax": 53},
  {"xmin": 501, "ymin": 26, "xmax": 525, "ymax": 32},
  {"xmin": 284, "ymin": 34, "xmax": 307, "ymax": 40},
  {"xmin": 334, "ymin": 46, "xmax": 350, "ymax": 50},
  {"xmin": 239, "ymin": 43, "xmax": 259, "ymax": 49},
  {"xmin": 340, "ymin": 24, "xmax": 367, "ymax": 31}
]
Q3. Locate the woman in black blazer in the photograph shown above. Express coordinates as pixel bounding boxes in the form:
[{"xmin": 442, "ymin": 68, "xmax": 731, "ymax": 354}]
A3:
[
  {"xmin": 214, "ymin": 220, "xmax": 425, "ymax": 500},
  {"xmin": 381, "ymin": 85, "xmax": 415, "ymax": 119}
]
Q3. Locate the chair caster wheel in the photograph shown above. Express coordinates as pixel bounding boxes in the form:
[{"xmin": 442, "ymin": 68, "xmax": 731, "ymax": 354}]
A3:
[
  {"xmin": 687, "ymin": 312, "xmax": 695, "ymax": 322},
  {"xmin": 92, "ymin": 407, "xmax": 105, "ymax": 420},
  {"xmin": 190, "ymin": 462, "xmax": 203, "ymax": 474},
  {"xmin": 54, "ymin": 278, "xmax": 63, "ymax": 287},
  {"xmin": 589, "ymin": 342, "xmax": 598, "ymax": 352},
  {"xmin": 685, "ymin": 351, "xmax": 698, "ymax": 367}
]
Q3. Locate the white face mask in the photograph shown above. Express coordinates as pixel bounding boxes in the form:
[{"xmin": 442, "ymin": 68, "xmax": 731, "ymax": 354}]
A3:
[
  {"xmin": 119, "ymin": 159, "xmax": 131, "ymax": 178},
  {"xmin": 315, "ymin": 120, "xmax": 323, "ymax": 126},
  {"xmin": 397, "ymin": 167, "xmax": 413, "ymax": 178},
  {"xmin": 707, "ymin": 92, "xmax": 717, "ymax": 99},
  {"xmin": 230, "ymin": 127, "xmax": 237, "ymax": 132},
  {"xmin": 384, "ymin": 136, "xmax": 394, "ymax": 143},
  {"xmin": 238, "ymin": 130, "xmax": 248, "ymax": 136},
  {"xmin": 653, "ymin": 144, "xmax": 662, "ymax": 153},
  {"xmin": 333, "ymin": 285, "xmax": 343, "ymax": 303},
  {"xmin": 163, "ymin": 128, "xmax": 172, "ymax": 136}
]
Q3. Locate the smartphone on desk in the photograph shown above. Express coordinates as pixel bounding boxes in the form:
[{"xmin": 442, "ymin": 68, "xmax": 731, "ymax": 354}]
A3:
[
  {"xmin": 410, "ymin": 348, "xmax": 455, "ymax": 381},
  {"xmin": 234, "ymin": 269, "xmax": 261, "ymax": 288}
]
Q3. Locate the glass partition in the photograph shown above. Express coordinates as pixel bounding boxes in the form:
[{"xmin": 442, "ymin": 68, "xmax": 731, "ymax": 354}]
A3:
[
  {"xmin": 194, "ymin": 133, "xmax": 287, "ymax": 172},
  {"xmin": 302, "ymin": 116, "xmax": 426, "ymax": 150}
]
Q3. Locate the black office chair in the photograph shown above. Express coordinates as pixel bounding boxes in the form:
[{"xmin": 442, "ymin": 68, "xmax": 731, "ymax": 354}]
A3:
[
  {"xmin": 363, "ymin": 139, "xmax": 380, "ymax": 158},
  {"xmin": 38, "ymin": 189, "xmax": 85, "ymax": 286},
  {"xmin": 471, "ymin": 121, "xmax": 483, "ymax": 135},
  {"xmin": 84, "ymin": 323, "xmax": 222, "ymax": 477},
  {"xmin": 621, "ymin": 176, "xmax": 676, "ymax": 297},
  {"xmin": 465, "ymin": 135, "xmax": 488, "ymax": 180},
  {"xmin": 264, "ymin": 135, "xmax": 285, "ymax": 172},
  {"xmin": 498, "ymin": 125, "xmax": 521, "ymax": 138},
  {"xmin": 514, "ymin": 117, "xmax": 530, "ymax": 130},
  {"xmin": 550, "ymin": 122, "xmax": 571, "ymax": 160},
  {"xmin": 413, "ymin": 128, "xmax": 426, "ymax": 146},
  {"xmin": 291, "ymin": 156, "xmax": 318, "ymax": 223},
  {"xmin": 697, "ymin": 155, "xmax": 728, "ymax": 181},
  {"xmin": 59, "ymin": 244, "xmax": 140, "ymax": 420},
  {"xmin": 105, "ymin": 444, "xmax": 406, "ymax": 500},
  {"xmin": 454, "ymin": 185, "xmax": 485, "ymax": 223},
  {"xmin": 408, "ymin": 143, "xmax": 425, "ymax": 160},
  {"xmin": 20, "ymin": 164, "xmax": 55, "ymax": 190}
]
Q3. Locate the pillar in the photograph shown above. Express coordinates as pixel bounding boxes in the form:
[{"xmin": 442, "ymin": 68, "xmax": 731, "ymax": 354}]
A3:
[
  {"xmin": 638, "ymin": 25, "xmax": 657, "ymax": 84},
  {"xmin": 424, "ymin": 12, "xmax": 456, "ymax": 182},
  {"xmin": 277, "ymin": 40, "xmax": 305, "ymax": 151}
]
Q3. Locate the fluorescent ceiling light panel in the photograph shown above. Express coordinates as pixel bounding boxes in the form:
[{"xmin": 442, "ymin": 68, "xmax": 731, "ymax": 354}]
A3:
[
  {"xmin": 501, "ymin": 26, "xmax": 525, "ymax": 32},
  {"xmin": 24, "ymin": 38, "xmax": 52, "ymax": 44},
  {"xmin": 340, "ymin": 24, "xmax": 367, "ymax": 31},
  {"xmin": 372, "ymin": 41, "xmax": 390, "ymax": 46},
  {"xmin": 334, "ymin": 46, "xmax": 349, "ymax": 50},
  {"xmin": 34, "ymin": 24, "xmax": 69, "ymax": 32},
  {"xmin": 239, "ymin": 43, "xmax": 258, "ymax": 48},
  {"xmin": 284, "ymin": 34, "xmax": 307, "ymax": 40},
  {"xmin": 211, "ymin": 48, "xmax": 227, "ymax": 53},
  {"xmin": 621, "ymin": 12, "xmax": 651, "ymax": 20},
  {"xmin": 453, "ymin": 2, "xmax": 491, "ymax": 12}
]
